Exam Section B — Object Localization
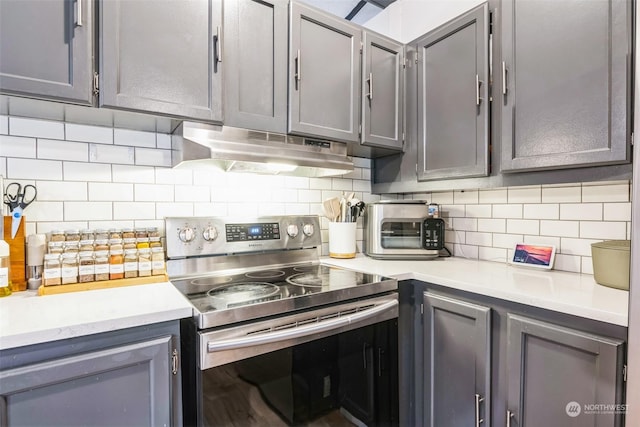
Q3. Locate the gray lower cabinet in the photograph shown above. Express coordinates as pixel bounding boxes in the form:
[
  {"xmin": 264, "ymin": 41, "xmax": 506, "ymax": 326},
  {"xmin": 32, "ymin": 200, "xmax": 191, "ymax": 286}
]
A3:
[
  {"xmin": 506, "ymin": 314, "xmax": 625, "ymax": 427},
  {"xmin": 288, "ymin": 1, "xmax": 361, "ymax": 143},
  {"xmin": 361, "ymin": 31, "xmax": 404, "ymax": 151},
  {"xmin": 223, "ymin": 0, "xmax": 288, "ymax": 133},
  {"xmin": 422, "ymin": 292, "xmax": 491, "ymax": 427},
  {"xmin": 0, "ymin": 0, "xmax": 93, "ymax": 105},
  {"xmin": 0, "ymin": 321, "xmax": 182, "ymax": 427},
  {"xmin": 415, "ymin": 3, "xmax": 489, "ymax": 181},
  {"xmin": 99, "ymin": 0, "xmax": 222, "ymax": 122},
  {"xmin": 501, "ymin": 0, "xmax": 632, "ymax": 172}
]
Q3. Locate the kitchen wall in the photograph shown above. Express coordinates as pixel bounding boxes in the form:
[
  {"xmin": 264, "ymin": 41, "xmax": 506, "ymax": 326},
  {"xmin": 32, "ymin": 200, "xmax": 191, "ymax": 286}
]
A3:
[{"xmin": 0, "ymin": 114, "xmax": 631, "ymax": 274}]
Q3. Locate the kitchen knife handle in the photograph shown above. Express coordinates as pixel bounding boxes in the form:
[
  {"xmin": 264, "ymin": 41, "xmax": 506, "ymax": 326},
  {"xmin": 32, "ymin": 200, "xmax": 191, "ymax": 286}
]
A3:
[
  {"xmin": 76, "ymin": 0, "xmax": 82, "ymax": 27},
  {"xmin": 366, "ymin": 72, "xmax": 373, "ymax": 100},
  {"xmin": 502, "ymin": 61, "xmax": 508, "ymax": 96},
  {"xmin": 475, "ymin": 394, "xmax": 484, "ymax": 427},
  {"xmin": 295, "ymin": 49, "xmax": 301, "ymax": 89},
  {"xmin": 506, "ymin": 410, "xmax": 514, "ymax": 427},
  {"xmin": 215, "ymin": 26, "xmax": 223, "ymax": 64}
]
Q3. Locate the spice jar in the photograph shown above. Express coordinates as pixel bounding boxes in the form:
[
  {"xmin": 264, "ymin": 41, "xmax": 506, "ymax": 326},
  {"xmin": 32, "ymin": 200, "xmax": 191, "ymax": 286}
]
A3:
[
  {"xmin": 109, "ymin": 249, "xmax": 124, "ymax": 280},
  {"xmin": 48, "ymin": 241, "xmax": 64, "ymax": 254},
  {"xmin": 138, "ymin": 248, "xmax": 152, "ymax": 277},
  {"xmin": 135, "ymin": 228, "xmax": 148, "ymax": 239},
  {"xmin": 108, "ymin": 229, "xmax": 122, "ymax": 240},
  {"xmin": 50, "ymin": 230, "xmax": 65, "ymax": 242},
  {"xmin": 63, "ymin": 241, "xmax": 80, "ymax": 254},
  {"xmin": 149, "ymin": 237, "xmax": 162, "ymax": 248},
  {"xmin": 151, "ymin": 247, "xmax": 165, "ymax": 276},
  {"xmin": 124, "ymin": 249, "xmax": 138, "ymax": 278},
  {"xmin": 147, "ymin": 227, "xmax": 160, "ymax": 239},
  {"xmin": 80, "ymin": 229, "xmax": 94, "ymax": 241},
  {"xmin": 136, "ymin": 238, "xmax": 150, "ymax": 250},
  {"xmin": 109, "ymin": 239, "xmax": 123, "ymax": 251},
  {"xmin": 94, "ymin": 251, "xmax": 110, "ymax": 281},
  {"xmin": 123, "ymin": 238, "xmax": 137, "ymax": 250},
  {"xmin": 94, "ymin": 229, "xmax": 109, "ymax": 240},
  {"xmin": 43, "ymin": 254, "xmax": 62, "ymax": 286},
  {"xmin": 122, "ymin": 228, "xmax": 135, "ymax": 239},
  {"xmin": 78, "ymin": 252, "xmax": 95, "ymax": 283},
  {"xmin": 65, "ymin": 229, "xmax": 80, "ymax": 241},
  {"xmin": 79, "ymin": 240, "xmax": 94, "ymax": 252},
  {"xmin": 94, "ymin": 239, "xmax": 109, "ymax": 252},
  {"xmin": 61, "ymin": 253, "xmax": 79, "ymax": 285}
]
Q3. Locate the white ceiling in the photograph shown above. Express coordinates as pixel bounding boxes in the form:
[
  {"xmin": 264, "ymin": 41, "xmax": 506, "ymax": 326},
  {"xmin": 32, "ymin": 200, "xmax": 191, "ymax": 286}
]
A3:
[{"xmin": 299, "ymin": 0, "xmax": 385, "ymax": 25}]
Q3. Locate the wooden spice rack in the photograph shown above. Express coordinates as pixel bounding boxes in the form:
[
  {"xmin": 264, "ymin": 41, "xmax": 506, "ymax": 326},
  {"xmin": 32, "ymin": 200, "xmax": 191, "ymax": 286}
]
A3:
[{"xmin": 37, "ymin": 274, "xmax": 169, "ymax": 296}]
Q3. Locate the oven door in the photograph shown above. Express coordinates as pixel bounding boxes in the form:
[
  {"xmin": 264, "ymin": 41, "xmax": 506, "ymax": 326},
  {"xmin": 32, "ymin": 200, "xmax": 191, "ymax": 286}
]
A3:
[{"xmin": 188, "ymin": 294, "xmax": 399, "ymax": 426}]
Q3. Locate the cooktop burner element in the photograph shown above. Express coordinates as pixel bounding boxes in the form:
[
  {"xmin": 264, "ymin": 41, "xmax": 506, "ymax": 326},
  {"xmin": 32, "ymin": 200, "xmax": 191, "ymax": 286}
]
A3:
[
  {"xmin": 286, "ymin": 272, "xmax": 329, "ymax": 287},
  {"xmin": 190, "ymin": 277, "xmax": 233, "ymax": 287},
  {"xmin": 246, "ymin": 270, "xmax": 286, "ymax": 279},
  {"xmin": 206, "ymin": 282, "xmax": 281, "ymax": 310}
]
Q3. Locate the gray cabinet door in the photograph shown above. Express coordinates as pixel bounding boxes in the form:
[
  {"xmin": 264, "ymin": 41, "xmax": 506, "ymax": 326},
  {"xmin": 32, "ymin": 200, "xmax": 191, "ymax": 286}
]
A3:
[
  {"xmin": 99, "ymin": 0, "xmax": 222, "ymax": 122},
  {"xmin": 506, "ymin": 314, "xmax": 625, "ymax": 427},
  {"xmin": 288, "ymin": 1, "xmax": 361, "ymax": 143},
  {"xmin": 0, "ymin": 0, "xmax": 93, "ymax": 105},
  {"xmin": 223, "ymin": 0, "xmax": 288, "ymax": 133},
  {"xmin": 361, "ymin": 31, "xmax": 404, "ymax": 150},
  {"xmin": 416, "ymin": 3, "xmax": 489, "ymax": 181},
  {"xmin": 0, "ymin": 336, "xmax": 174, "ymax": 427},
  {"xmin": 423, "ymin": 292, "xmax": 491, "ymax": 427},
  {"xmin": 501, "ymin": 0, "xmax": 631, "ymax": 172}
]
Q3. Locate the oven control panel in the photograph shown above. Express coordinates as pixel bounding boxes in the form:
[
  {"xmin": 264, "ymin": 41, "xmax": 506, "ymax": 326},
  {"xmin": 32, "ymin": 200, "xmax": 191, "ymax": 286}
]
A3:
[{"xmin": 165, "ymin": 215, "xmax": 321, "ymax": 259}]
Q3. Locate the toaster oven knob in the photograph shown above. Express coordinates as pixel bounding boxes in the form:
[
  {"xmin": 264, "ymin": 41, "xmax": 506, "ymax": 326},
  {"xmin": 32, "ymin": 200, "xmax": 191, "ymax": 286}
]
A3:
[
  {"xmin": 202, "ymin": 226, "xmax": 218, "ymax": 242},
  {"xmin": 178, "ymin": 227, "xmax": 196, "ymax": 243},
  {"xmin": 302, "ymin": 223, "xmax": 315, "ymax": 237},
  {"xmin": 286, "ymin": 224, "xmax": 299, "ymax": 238}
]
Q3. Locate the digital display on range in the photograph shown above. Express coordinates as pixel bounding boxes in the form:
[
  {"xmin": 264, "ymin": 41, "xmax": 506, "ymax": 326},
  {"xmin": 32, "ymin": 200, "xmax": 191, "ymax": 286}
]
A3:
[{"xmin": 226, "ymin": 222, "xmax": 280, "ymax": 242}]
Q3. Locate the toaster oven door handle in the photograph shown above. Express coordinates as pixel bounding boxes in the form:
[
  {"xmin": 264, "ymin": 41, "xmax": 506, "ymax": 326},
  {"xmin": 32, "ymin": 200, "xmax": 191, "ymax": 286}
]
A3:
[{"xmin": 206, "ymin": 299, "xmax": 398, "ymax": 353}]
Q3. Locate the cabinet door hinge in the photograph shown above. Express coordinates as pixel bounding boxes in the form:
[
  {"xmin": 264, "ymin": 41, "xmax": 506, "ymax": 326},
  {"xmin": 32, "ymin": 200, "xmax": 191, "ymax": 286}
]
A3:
[
  {"xmin": 623, "ymin": 364, "xmax": 628, "ymax": 382},
  {"xmin": 92, "ymin": 72, "xmax": 99, "ymax": 96},
  {"xmin": 171, "ymin": 349, "xmax": 179, "ymax": 375}
]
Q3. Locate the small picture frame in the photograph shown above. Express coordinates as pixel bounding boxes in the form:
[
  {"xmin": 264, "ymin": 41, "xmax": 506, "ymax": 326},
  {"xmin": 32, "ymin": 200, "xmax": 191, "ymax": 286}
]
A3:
[{"xmin": 511, "ymin": 243, "xmax": 556, "ymax": 270}]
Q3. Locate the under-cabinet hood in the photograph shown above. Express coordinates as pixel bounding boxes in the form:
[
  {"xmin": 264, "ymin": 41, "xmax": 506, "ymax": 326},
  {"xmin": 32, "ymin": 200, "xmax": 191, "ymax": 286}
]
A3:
[{"xmin": 171, "ymin": 122, "xmax": 354, "ymax": 177}]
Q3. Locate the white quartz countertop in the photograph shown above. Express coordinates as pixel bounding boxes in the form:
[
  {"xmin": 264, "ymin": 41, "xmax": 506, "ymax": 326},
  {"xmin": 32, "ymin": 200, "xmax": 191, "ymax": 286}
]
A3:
[
  {"xmin": 321, "ymin": 255, "xmax": 629, "ymax": 327},
  {"xmin": 0, "ymin": 282, "xmax": 193, "ymax": 350}
]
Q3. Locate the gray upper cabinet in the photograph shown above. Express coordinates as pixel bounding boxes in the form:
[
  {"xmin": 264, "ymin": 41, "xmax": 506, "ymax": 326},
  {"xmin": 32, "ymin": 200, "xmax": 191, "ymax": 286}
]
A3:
[
  {"xmin": 99, "ymin": 0, "xmax": 222, "ymax": 122},
  {"xmin": 506, "ymin": 314, "xmax": 625, "ymax": 427},
  {"xmin": 288, "ymin": 1, "xmax": 361, "ymax": 143},
  {"xmin": 0, "ymin": 336, "xmax": 175, "ymax": 426},
  {"xmin": 0, "ymin": 0, "xmax": 93, "ymax": 105},
  {"xmin": 423, "ymin": 292, "xmax": 491, "ymax": 427},
  {"xmin": 223, "ymin": 0, "xmax": 288, "ymax": 133},
  {"xmin": 361, "ymin": 31, "xmax": 404, "ymax": 150},
  {"xmin": 415, "ymin": 3, "xmax": 489, "ymax": 181},
  {"xmin": 501, "ymin": 0, "xmax": 632, "ymax": 172}
]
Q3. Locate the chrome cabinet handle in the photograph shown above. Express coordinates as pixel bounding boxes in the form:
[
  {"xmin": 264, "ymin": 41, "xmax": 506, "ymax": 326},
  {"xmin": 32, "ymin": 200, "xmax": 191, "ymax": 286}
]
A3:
[
  {"xmin": 295, "ymin": 49, "xmax": 301, "ymax": 88},
  {"xmin": 207, "ymin": 299, "xmax": 398, "ymax": 352},
  {"xmin": 76, "ymin": 0, "xmax": 82, "ymax": 27},
  {"xmin": 506, "ymin": 410, "xmax": 514, "ymax": 427},
  {"xmin": 476, "ymin": 74, "xmax": 482, "ymax": 106},
  {"xmin": 475, "ymin": 394, "xmax": 484, "ymax": 427},
  {"xmin": 502, "ymin": 61, "xmax": 507, "ymax": 96},
  {"xmin": 215, "ymin": 26, "xmax": 222, "ymax": 63},
  {"xmin": 366, "ymin": 72, "xmax": 373, "ymax": 100}
]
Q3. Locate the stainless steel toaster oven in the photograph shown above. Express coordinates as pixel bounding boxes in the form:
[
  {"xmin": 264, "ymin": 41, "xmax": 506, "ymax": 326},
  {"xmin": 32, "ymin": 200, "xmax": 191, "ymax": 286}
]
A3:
[{"xmin": 364, "ymin": 201, "xmax": 445, "ymax": 260}]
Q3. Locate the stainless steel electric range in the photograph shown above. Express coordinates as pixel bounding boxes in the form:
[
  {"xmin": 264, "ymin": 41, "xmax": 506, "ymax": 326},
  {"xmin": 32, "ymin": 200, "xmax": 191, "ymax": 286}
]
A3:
[{"xmin": 166, "ymin": 215, "xmax": 399, "ymax": 427}]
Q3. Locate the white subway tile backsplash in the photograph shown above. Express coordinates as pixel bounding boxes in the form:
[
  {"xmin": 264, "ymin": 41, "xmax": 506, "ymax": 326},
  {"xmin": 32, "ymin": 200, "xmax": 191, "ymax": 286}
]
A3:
[
  {"xmin": 24, "ymin": 201, "xmax": 64, "ymax": 222},
  {"xmin": 506, "ymin": 219, "xmax": 539, "ymax": 235},
  {"xmin": 581, "ymin": 257, "xmax": 594, "ymax": 275},
  {"xmin": 156, "ymin": 202, "xmax": 193, "ymax": 218},
  {"xmin": 0, "ymin": 135, "xmax": 36, "ymax": 158},
  {"xmin": 89, "ymin": 220, "xmax": 135, "ymax": 231},
  {"xmin": 285, "ymin": 203, "xmax": 310, "ymax": 215},
  {"xmin": 353, "ymin": 179, "xmax": 371, "ymax": 192},
  {"xmin": 444, "ymin": 229, "xmax": 465, "ymax": 244},
  {"xmin": 156, "ymin": 133, "xmax": 171, "ymax": 149},
  {"xmin": 466, "ymin": 232, "xmax": 492, "ymax": 246},
  {"xmin": 271, "ymin": 189, "xmax": 299, "ymax": 203},
  {"xmin": 353, "ymin": 157, "xmax": 371, "ymax": 168},
  {"xmin": 331, "ymin": 178, "xmax": 352, "ymax": 191},
  {"xmin": 310, "ymin": 178, "xmax": 332, "ymax": 190},
  {"xmin": 479, "ymin": 247, "xmax": 507, "ymax": 263},
  {"xmin": 284, "ymin": 176, "xmax": 310, "ymax": 189},
  {"xmin": 113, "ymin": 202, "xmax": 156, "ymax": 220},
  {"xmin": 479, "ymin": 189, "xmax": 507, "ymax": 204},
  {"xmin": 465, "ymin": 204, "xmax": 491, "ymax": 218},
  {"xmin": 89, "ymin": 143, "xmax": 134, "ymax": 164},
  {"xmin": 453, "ymin": 244, "xmax": 479, "ymax": 259},
  {"xmin": 0, "ymin": 158, "xmax": 6, "ymax": 177},
  {"xmin": 582, "ymin": 183, "xmax": 629, "ymax": 203},
  {"xmin": 155, "ymin": 168, "xmax": 193, "ymax": 185},
  {"xmin": 135, "ymin": 184, "xmax": 174, "ymax": 202},
  {"xmin": 540, "ymin": 220, "xmax": 579, "ymax": 238},
  {"xmin": 541, "ymin": 185, "xmax": 581, "ymax": 203},
  {"xmin": 492, "ymin": 233, "xmax": 523, "ymax": 249},
  {"xmin": 431, "ymin": 191, "xmax": 454, "ymax": 204},
  {"xmin": 560, "ymin": 238, "xmax": 599, "ymax": 257},
  {"xmin": 112, "ymin": 165, "xmax": 155, "ymax": 183},
  {"xmin": 64, "ymin": 161, "xmax": 112, "ymax": 182},
  {"xmin": 7, "ymin": 158, "xmax": 62, "ymax": 180},
  {"xmin": 114, "ymin": 128, "xmax": 156, "ymax": 148},
  {"xmin": 89, "ymin": 182, "xmax": 134, "ymax": 201},
  {"xmin": 508, "ymin": 186, "xmax": 541, "ymax": 203},
  {"xmin": 603, "ymin": 202, "xmax": 631, "ymax": 221},
  {"xmin": 560, "ymin": 203, "xmax": 602, "ymax": 221},
  {"xmin": 65, "ymin": 123, "xmax": 113, "ymax": 144},
  {"xmin": 135, "ymin": 147, "xmax": 171, "ymax": 167},
  {"xmin": 523, "ymin": 235, "xmax": 560, "ymax": 249},
  {"xmin": 553, "ymin": 254, "xmax": 581, "ymax": 273},
  {"xmin": 226, "ymin": 202, "xmax": 258, "ymax": 217},
  {"xmin": 64, "ymin": 202, "xmax": 112, "ymax": 221},
  {"xmin": 477, "ymin": 218, "xmax": 506, "ymax": 233},
  {"xmin": 10, "ymin": 117, "xmax": 64, "ymax": 139},
  {"xmin": 0, "ymin": 115, "xmax": 8, "ymax": 134},
  {"xmin": 194, "ymin": 203, "xmax": 228, "ymax": 217},
  {"xmin": 523, "ymin": 204, "xmax": 559, "ymax": 220},
  {"xmin": 579, "ymin": 221, "xmax": 626, "ymax": 240},
  {"xmin": 257, "ymin": 203, "xmax": 285, "ymax": 216},
  {"xmin": 492, "ymin": 204, "xmax": 522, "ymax": 219},
  {"xmin": 36, "ymin": 181, "xmax": 87, "ymax": 201},
  {"xmin": 454, "ymin": 190, "xmax": 478, "ymax": 205},
  {"xmin": 174, "ymin": 185, "xmax": 211, "ymax": 202},
  {"xmin": 298, "ymin": 189, "xmax": 321, "ymax": 203},
  {"xmin": 453, "ymin": 217, "xmax": 477, "ymax": 232},
  {"xmin": 38, "ymin": 139, "xmax": 88, "ymax": 162},
  {"xmin": 362, "ymin": 168, "xmax": 371, "ymax": 180}
]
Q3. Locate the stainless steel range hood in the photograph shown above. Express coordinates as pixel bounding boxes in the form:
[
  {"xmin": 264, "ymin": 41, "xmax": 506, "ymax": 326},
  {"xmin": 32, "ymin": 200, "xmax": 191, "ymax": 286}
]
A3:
[{"xmin": 171, "ymin": 122, "xmax": 354, "ymax": 177}]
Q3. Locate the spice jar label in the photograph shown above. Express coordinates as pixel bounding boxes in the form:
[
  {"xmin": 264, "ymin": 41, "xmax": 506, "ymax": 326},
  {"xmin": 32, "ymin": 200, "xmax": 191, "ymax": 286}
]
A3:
[
  {"xmin": 139, "ymin": 261, "xmax": 151, "ymax": 271},
  {"xmin": 95, "ymin": 264, "xmax": 110, "ymax": 275},
  {"xmin": 79, "ymin": 265, "xmax": 95, "ymax": 275},
  {"xmin": 44, "ymin": 268, "xmax": 61, "ymax": 279},
  {"xmin": 61, "ymin": 267, "xmax": 78, "ymax": 278},
  {"xmin": 124, "ymin": 262, "xmax": 138, "ymax": 272},
  {"xmin": 110, "ymin": 264, "xmax": 124, "ymax": 274}
]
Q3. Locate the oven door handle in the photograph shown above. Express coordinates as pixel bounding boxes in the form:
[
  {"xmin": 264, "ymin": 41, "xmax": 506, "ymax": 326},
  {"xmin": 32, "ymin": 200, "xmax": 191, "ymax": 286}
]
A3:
[{"xmin": 206, "ymin": 299, "xmax": 398, "ymax": 353}]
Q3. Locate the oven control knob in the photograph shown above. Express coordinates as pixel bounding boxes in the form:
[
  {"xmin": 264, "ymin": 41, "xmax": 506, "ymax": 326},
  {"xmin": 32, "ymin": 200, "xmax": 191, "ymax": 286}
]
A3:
[
  {"xmin": 303, "ymin": 223, "xmax": 315, "ymax": 237},
  {"xmin": 178, "ymin": 227, "xmax": 196, "ymax": 243},
  {"xmin": 286, "ymin": 224, "xmax": 299, "ymax": 238},
  {"xmin": 202, "ymin": 226, "xmax": 218, "ymax": 242}
]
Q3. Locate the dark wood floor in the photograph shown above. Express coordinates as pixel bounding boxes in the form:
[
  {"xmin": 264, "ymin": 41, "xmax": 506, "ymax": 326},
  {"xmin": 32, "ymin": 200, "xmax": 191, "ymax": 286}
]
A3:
[{"xmin": 202, "ymin": 364, "xmax": 357, "ymax": 427}]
